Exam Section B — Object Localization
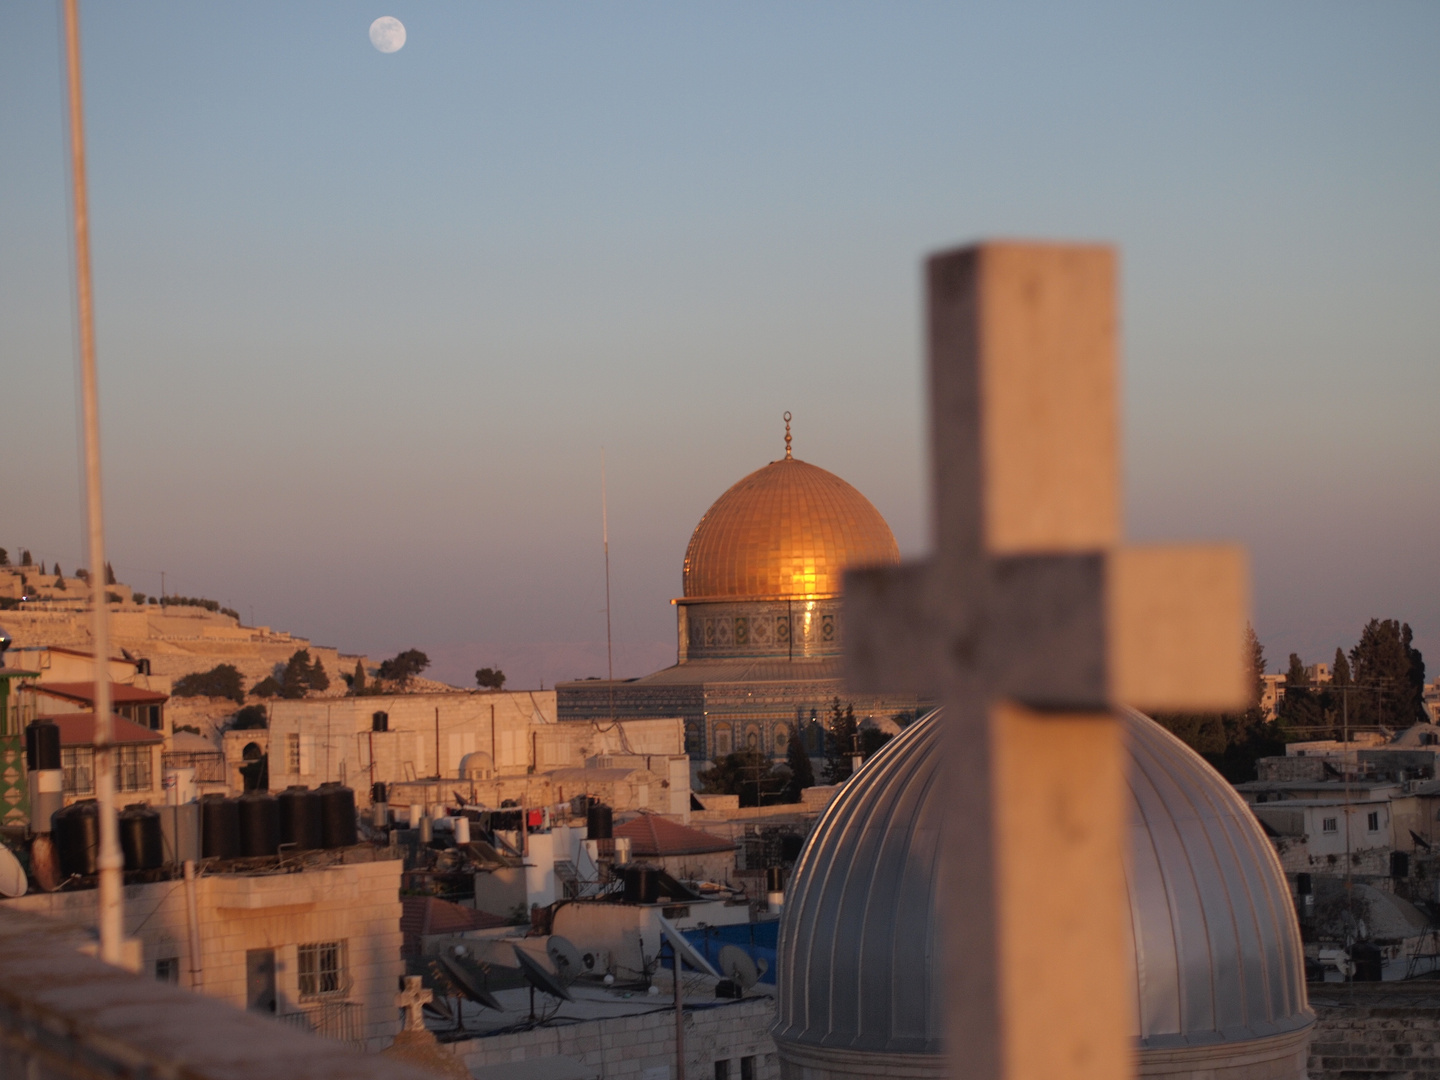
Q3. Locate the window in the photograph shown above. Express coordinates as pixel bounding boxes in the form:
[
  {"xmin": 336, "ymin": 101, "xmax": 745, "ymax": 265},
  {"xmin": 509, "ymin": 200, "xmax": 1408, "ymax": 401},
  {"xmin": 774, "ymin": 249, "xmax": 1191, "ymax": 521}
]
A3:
[
  {"xmin": 715, "ymin": 1061, "xmax": 731, "ymax": 1080},
  {"xmin": 155, "ymin": 957, "xmax": 180, "ymax": 983},
  {"xmin": 115, "ymin": 745, "xmax": 152, "ymax": 793},
  {"xmin": 1321, "ymin": 817, "xmax": 1338, "ymax": 833},
  {"xmin": 62, "ymin": 747, "xmax": 94, "ymax": 795},
  {"xmin": 714, "ymin": 725, "xmax": 732, "ymax": 757},
  {"xmin": 740, "ymin": 1057, "xmax": 756, "ymax": 1080},
  {"xmin": 1368, "ymin": 811, "xmax": 1381, "ymax": 832},
  {"xmin": 287, "ymin": 733, "xmax": 301, "ymax": 774},
  {"xmin": 298, "ymin": 940, "xmax": 347, "ymax": 998}
]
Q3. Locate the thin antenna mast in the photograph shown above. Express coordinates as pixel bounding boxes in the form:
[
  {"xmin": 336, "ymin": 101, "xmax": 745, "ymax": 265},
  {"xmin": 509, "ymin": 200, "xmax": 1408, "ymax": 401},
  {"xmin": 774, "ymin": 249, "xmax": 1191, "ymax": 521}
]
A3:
[
  {"xmin": 602, "ymin": 451, "xmax": 614, "ymax": 721},
  {"xmin": 62, "ymin": 0, "xmax": 123, "ymax": 964}
]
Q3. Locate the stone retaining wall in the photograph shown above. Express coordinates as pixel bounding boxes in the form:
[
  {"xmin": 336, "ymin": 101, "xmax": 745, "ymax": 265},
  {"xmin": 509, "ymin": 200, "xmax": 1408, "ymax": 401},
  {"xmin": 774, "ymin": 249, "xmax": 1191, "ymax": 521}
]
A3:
[{"xmin": 1308, "ymin": 983, "xmax": 1440, "ymax": 1079}]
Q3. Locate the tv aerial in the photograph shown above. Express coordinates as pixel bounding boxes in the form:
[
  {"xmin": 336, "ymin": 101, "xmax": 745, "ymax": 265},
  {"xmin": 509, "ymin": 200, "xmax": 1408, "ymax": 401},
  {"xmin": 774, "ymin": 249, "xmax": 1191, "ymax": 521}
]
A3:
[
  {"xmin": 718, "ymin": 945, "xmax": 767, "ymax": 992},
  {"xmin": 546, "ymin": 935, "xmax": 584, "ymax": 986}
]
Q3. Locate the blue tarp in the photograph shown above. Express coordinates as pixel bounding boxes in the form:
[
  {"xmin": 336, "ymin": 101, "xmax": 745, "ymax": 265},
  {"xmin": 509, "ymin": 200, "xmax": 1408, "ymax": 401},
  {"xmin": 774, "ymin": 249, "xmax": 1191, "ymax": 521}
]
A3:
[{"xmin": 680, "ymin": 921, "xmax": 779, "ymax": 985}]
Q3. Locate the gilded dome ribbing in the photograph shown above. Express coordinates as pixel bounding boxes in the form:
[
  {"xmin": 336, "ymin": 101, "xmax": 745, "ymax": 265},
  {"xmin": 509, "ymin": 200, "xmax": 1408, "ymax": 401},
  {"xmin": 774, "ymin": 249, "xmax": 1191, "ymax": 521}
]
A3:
[{"xmin": 682, "ymin": 457, "xmax": 899, "ymax": 601}]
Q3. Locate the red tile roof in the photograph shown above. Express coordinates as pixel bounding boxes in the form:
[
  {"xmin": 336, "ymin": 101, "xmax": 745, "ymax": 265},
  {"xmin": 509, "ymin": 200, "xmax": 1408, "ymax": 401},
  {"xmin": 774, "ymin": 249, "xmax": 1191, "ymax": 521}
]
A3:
[
  {"xmin": 39, "ymin": 713, "xmax": 165, "ymax": 747},
  {"xmin": 614, "ymin": 813, "xmax": 738, "ymax": 857},
  {"xmin": 32, "ymin": 682, "xmax": 168, "ymax": 705},
  {"xmin": 401, "ymin": 896, "xmax": 510, "ymax": 957}
]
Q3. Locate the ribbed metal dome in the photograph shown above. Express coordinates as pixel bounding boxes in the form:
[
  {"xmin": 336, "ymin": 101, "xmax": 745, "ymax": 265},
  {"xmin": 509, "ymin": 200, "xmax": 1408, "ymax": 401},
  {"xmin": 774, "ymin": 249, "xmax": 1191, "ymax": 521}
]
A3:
[
  {"xmin": 774, "ymin": 707, "xmax": 1312, "ymax": 1056},
  {"xmin": 682, "ymin": 457, "xmax": 898, "ymax": 601}
]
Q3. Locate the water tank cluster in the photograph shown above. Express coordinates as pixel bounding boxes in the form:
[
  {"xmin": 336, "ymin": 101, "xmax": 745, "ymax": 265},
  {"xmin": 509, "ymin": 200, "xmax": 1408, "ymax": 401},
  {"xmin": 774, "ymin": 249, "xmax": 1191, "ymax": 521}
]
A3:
[{"xmin": 50, "ymin": 783, "xmax": 358, "ymax": 877}]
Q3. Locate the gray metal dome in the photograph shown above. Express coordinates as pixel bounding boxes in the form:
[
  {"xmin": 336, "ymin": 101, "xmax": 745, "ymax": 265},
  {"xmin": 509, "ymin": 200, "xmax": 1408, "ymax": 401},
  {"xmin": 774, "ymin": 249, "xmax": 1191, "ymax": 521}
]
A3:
[{"xmin": 774, "ymin": 707, "xmax": 1312, "ymax": 1057}]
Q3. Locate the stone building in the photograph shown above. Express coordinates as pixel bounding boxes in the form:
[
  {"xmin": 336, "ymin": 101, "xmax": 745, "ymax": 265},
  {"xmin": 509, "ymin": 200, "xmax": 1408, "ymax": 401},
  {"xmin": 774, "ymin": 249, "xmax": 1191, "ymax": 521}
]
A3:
[
  {"xmin": 267, "ymin": 692, "xmax": 690, "ymax": 815},
  {"xmin": 1, "ymin": 855, "xmax": 405, "ymax": 1051},
  {"xmin": 558, "ymin": 426, "xmax": 926, "ymax": 763}
]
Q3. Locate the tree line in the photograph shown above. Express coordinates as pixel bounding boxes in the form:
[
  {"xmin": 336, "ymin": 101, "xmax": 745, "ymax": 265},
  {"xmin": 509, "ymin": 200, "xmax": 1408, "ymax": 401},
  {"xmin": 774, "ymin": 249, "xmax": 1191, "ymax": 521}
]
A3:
[{"xmin": 1154, "ymin": 618, "xmax": 1428, "ymax": 782}]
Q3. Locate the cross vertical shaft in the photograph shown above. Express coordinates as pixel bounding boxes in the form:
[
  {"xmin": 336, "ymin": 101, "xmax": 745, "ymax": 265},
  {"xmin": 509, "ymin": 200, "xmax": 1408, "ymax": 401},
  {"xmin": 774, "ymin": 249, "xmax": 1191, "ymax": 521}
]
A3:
[{"xmin": 846, "ymin": 241, "xmax": 1250, "ymax": 1080}]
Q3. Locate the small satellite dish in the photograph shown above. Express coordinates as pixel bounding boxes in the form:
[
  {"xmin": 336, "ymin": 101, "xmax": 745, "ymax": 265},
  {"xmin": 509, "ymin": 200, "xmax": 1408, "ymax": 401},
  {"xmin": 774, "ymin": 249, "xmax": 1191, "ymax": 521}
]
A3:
[
  {"xmin": 718, "ymin": 945, "xmax": 759, "ymax": 991},
  {"xmin": 658, "ymin": 915, "xmax": 719, "ymax": 978},
  {"xmin": 513, "ymin": 944, "xmax": 573, "ymax": 1002},
  {"xmin": 0, "ymin": 845, "xmax": 27, "ymax": 898},
  {"xmin": 436, "ymin": 952, "xmax": 503, "ymax": 1011},
  {"xmin": 547, "ymin": 935, "xmax": 584, "ymax": 986}
]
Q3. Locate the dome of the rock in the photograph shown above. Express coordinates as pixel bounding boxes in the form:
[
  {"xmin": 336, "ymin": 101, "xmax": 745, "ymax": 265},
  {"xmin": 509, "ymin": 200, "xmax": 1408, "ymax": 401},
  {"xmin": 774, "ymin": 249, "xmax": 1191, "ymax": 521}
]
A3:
[
  {"xmin": 773, "ymin": 708, "xmax": 1314, "ymax": 1080},
  {"xmin": 682, "ymin": 456, "xmax": 899, "ymax": 602}
]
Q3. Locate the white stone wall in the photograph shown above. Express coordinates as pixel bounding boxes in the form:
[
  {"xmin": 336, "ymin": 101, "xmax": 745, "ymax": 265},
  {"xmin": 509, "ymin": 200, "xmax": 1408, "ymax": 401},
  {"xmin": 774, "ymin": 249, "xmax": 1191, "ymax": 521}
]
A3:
[
  {"xmin": 0, "ymin": 857, "xmax": 404, "ymax": 1050},
  {"xmin": 447, "ymin": 994, "xmax": 779, "ymax": 1080}
]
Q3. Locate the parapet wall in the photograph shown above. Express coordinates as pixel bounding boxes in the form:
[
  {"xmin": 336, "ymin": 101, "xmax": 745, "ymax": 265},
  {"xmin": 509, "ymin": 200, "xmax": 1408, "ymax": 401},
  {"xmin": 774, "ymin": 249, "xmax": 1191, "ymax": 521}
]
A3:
[
  {"xmin": 0, "ymin": 905, "xmax": 425, "ymax": 1080},
  {"xmin": 1308, "ymin": 983, "xmax": 1440, "ymax": 1080}
]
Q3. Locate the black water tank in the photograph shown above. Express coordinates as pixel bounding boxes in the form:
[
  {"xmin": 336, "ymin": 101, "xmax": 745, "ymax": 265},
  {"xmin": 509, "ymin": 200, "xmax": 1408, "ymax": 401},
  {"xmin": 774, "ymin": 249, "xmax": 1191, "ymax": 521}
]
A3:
[
  {"xmin": 317, "ymin": 783, "xmax": 357, "ymax": 848},
  {"xmin": 278, "ymin": 785, "xmax": 322, "ymax": 850},
  {"xmin": 119, "ymin": 803, "xmax": 163, "ymax": 870},
  {"xmin": 371, "ymin": 781, "xmax": 388, "ymax": 805},
  {"xmin": 53, "ymin": 800, "xmax": 100, "ymax": 876},
  {"xmin": 766, "ymin": 866, "xmax": 785, "ymax": 893},
  {"xmin": 587, "ymin": 803, "xmax": 613, "ymax": 840},
  {"xmin": 200, "ymin": 794, "xmax": 241, "ymax": 859},
  {"xmin": 621, "ymin": 865, "xmax": 659, "ymax": 903},
  {"xmin": 238, "ymin": 791, "xmax": 281, "ymax": 857},
  {"xmin": 25, "ymin": 719, "xmax": 60, "ymax": 771}
]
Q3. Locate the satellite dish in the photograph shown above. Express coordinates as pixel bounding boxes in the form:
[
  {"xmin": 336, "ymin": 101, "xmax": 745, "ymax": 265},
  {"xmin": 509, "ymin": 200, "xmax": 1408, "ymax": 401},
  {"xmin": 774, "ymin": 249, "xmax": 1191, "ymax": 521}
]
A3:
[
  {"xmin": 513, "ymin": 943, "xmax": 573, "ymax": 1002},
  {"xmin": 547, "ymin": 935, "xmax": 584, "ymax": 986},
  {"xmin": 436, "ymin": 952, "xmax": 503, "ymax": 1011},
  {"xmin": 718, "ymin": 945, "xmax": 759, "ymax": 991},
  {"xmin": 658, "ymin": 915, "xmax": 719, "ymax": 978},
  {"xmin": 0, "ymin": 845, "xmax": 27, "ymax": 898}
]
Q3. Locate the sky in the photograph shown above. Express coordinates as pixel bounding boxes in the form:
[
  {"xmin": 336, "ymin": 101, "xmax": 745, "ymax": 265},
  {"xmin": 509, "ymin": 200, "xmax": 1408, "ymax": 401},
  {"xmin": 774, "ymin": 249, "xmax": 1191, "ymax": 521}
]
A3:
[{"xmin": 2, "ymin": 2, "xmax": 1437, "ymax": 690}]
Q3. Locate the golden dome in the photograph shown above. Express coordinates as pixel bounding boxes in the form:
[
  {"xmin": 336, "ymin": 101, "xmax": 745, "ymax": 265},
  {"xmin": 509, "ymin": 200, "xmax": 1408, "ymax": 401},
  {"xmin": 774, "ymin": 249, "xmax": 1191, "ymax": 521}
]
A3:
[{"xmin": 683, "ymin": 456, "xmax": 900, "ymax": 601}]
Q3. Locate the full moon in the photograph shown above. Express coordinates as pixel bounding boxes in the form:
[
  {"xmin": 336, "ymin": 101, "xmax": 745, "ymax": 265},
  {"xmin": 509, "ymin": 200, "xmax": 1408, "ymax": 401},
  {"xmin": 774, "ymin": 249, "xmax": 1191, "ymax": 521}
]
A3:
[{"xmin": 369, "ymin": 16, "xmax": 406, "ymax": 54}]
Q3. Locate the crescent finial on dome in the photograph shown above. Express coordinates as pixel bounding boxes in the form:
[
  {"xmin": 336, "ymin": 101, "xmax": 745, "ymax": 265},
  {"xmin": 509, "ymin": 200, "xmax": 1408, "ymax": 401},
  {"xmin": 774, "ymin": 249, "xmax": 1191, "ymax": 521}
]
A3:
[{"xmin": 784, "ymin": 411, "xmax": 793, "ymax": 459}]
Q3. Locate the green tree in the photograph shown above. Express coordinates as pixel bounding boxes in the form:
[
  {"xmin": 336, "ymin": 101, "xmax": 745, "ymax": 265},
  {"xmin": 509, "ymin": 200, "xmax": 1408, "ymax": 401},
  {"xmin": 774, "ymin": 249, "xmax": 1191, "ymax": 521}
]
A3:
[
  {"xmin": 783, "ymin": 723, "xmax": 816, "ymax": 800},
  {"xmin": 698, "ymin": 750, "xmax": 786, "ymax": 807},
  {"xmin": 105, "ymin": 561, "xmax": 115, "ymax": 585},
  {"xmin": 859, "ymin": 725, "xmax": 894, "ymax": 758},
  {"xmin": 249, "ymin": 676, "xmax": 282, "ymax": 699},
  {"xmin": 475, "ymin": 667, "xmax": 507, "ymax": 690},
  {"xmin": 351, "ymin": 659, "xmax": 367, "ymax": 695},
  {"xmin": 52, "ymin": 568, "xmax": 66, "ymax": 590},
  {"xmin": 0, "ymin": 548, "xmax": 8, "ymax": 566},
  {"xmin": 378, "ymin": 648, "xmax": 430, "ymax": 688},
  {"xmin": 1349, "ymin": 619, "xmax": 1426, "ymax": 727},
  {"xmin": 1154, "ymin": 624, "xmax": 1282, "ymax": 782},
  {"xmin": 308, "ymin": 655, "xmax": 330, "ymax": 692},
  {"xmin": 75, "ymin": 568, "xmax": 89, "ymax": 583},
  {"xmin": 20, "ymin": 550, "xmax": 31, "ymax": 567},
  {"xmin": 1277, "ymin": 652, "xmax": 1326, "ymax": 736},
  {"xmin": 229, "ymin": 704, "xmax": 268, "ymax": 730},
  {"xmin": 823, "ymin": 699, "xmax": 859, "ymax": 784},
  {"xmin": 172, "ymin": 664, "xmax": 245, "ymax": 703},
  {"xmin": 280, "ymin": 649, "xmax": 314, "ymax": 699}
]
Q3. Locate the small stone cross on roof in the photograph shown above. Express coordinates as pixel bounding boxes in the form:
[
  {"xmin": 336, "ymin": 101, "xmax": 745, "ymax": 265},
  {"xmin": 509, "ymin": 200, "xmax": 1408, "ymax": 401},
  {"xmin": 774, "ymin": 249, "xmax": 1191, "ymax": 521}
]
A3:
[
  {"xmin": 845, "ymin": 243, "xmax": 1250, "ymax": 1080},
  {"xmin": 397, "ymin": 975, "xmax": 433, "ymax": 1032}
]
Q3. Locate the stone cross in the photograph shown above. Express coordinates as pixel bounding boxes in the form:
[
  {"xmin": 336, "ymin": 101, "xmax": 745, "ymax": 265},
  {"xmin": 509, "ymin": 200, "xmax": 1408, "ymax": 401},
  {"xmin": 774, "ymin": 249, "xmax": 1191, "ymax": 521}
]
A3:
[
  {"xmin": 845, "ymin": 243, "xmax": 1249, "ymax": 1080},
  {"xmin": 397, "ymin": 975, "xmax": 433, "ymax": 1032}
]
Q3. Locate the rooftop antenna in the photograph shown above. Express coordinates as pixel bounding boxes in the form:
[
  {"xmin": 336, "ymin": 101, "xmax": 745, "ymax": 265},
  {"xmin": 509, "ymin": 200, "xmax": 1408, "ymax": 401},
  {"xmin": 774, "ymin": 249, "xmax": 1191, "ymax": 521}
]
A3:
[
  {"xmin": 602, "ymin": 450, "xmax": 614, "ymax": 720},
  {"xmin": 62, "ymin": 0, "xmax": 123, "ymax": 964},
  {"xmin": 784, "ymin": 411, "xmax": 793, "ymax": 459}
]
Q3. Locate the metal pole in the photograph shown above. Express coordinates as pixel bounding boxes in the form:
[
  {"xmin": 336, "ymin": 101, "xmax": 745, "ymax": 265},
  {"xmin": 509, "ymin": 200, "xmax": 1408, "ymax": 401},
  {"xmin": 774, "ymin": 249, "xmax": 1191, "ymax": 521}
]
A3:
[
  {"xmin": 602, "ymin": 450, "xmax": 614, "ymax": 721},
  {"xmin": 61, "ymin": 0, "xmax": 123, "ymax": 966},
  {"xmin": 672, "ymin": 940, "xmax": 685, "ymax": 1080},
  {"xmin": 183, "ymin": 859, "xmax": 203, "ymax": 990}
]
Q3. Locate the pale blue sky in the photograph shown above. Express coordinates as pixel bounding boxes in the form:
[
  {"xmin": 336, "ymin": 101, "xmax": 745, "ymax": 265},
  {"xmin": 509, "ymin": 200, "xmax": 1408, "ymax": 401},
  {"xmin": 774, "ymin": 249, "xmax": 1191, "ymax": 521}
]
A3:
[{"xmin": 3, "ymin": 2, "xmax": 1437, "ymax": 687}]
